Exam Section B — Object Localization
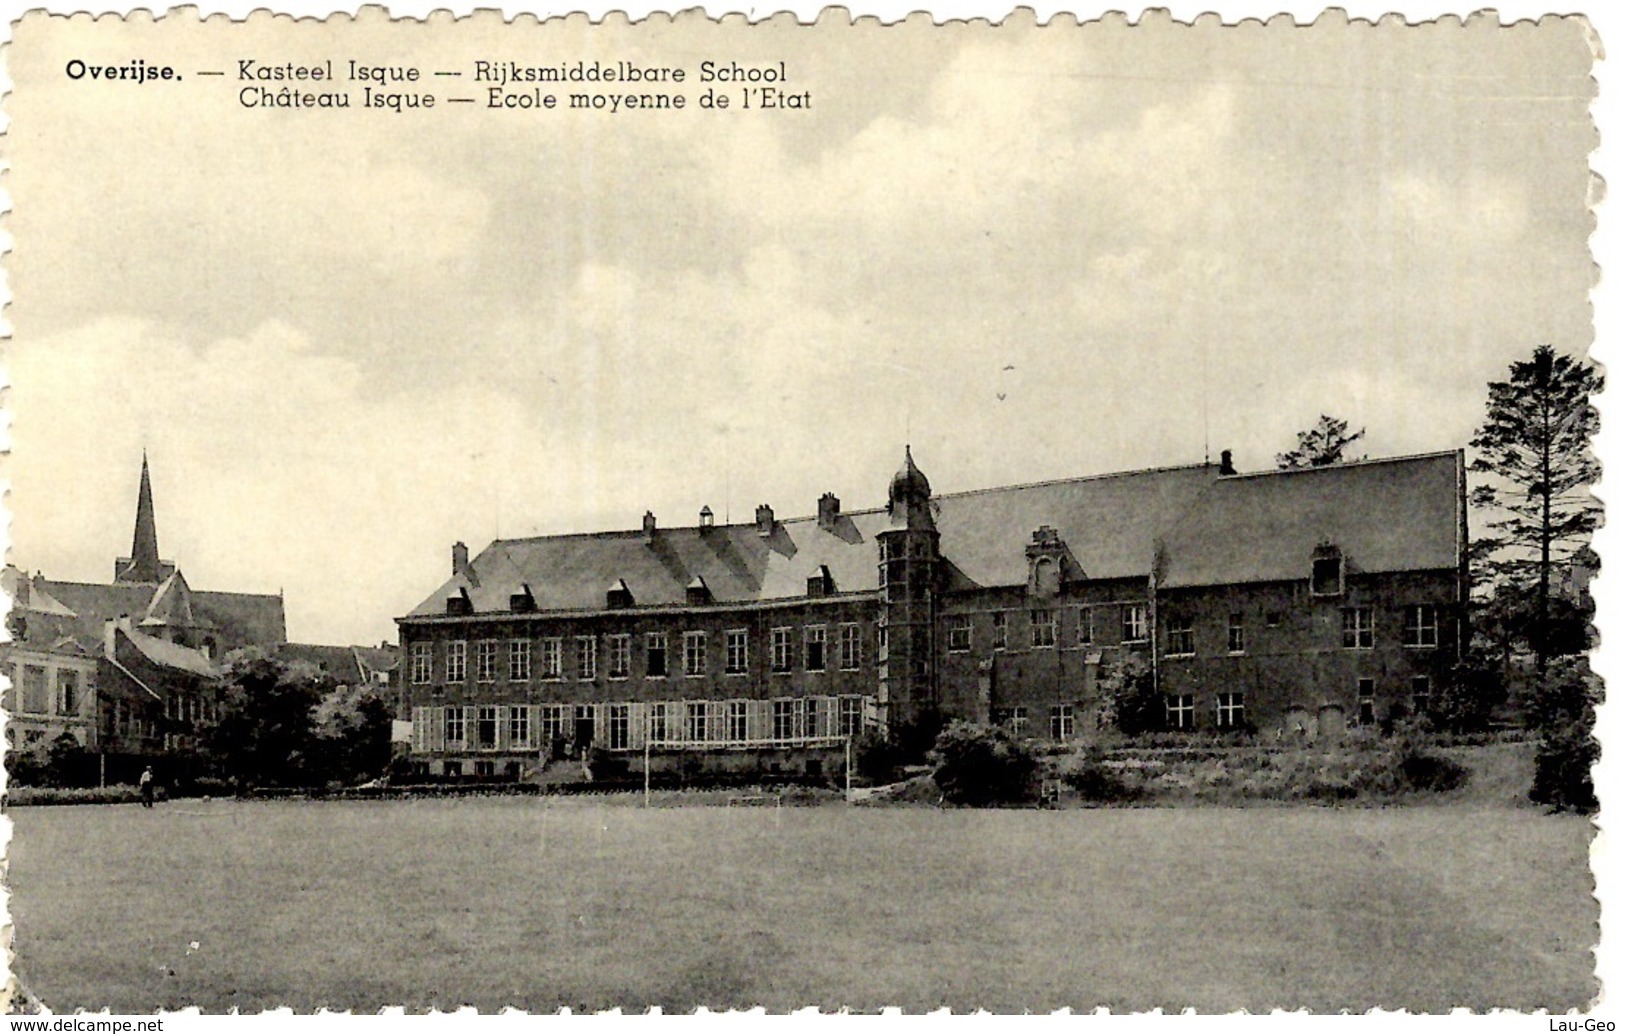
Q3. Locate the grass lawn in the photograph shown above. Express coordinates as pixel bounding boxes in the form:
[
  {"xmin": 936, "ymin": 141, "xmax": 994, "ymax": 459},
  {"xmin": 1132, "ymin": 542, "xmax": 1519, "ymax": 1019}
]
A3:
[{"xmin": 6, "ymin": 797, "xmax": 1595, "ymax": 1013}]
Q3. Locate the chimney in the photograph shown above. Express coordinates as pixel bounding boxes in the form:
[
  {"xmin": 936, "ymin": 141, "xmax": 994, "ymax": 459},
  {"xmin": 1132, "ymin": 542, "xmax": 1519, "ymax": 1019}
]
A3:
[
  {"xmin": 1219, "ymin": 450, "xmax": 1236, "ymax": 476},
  {"xmin": 452, "ymin": 541, "xmax": 470, "ymax": 577},
  {"xmin": 818, "ymin": 492, "xmax": 841, "ymax": 530},
  {"xmin": 699, "ymin": 506, "xmax": 714, "ymax": 529},
  {"xmin": 755, "ymin": 504, "xmax": 775, "ymax": 537},
  {"xmin": 642, "ymin": 511, "xmax": 657, "ymax": 544}
]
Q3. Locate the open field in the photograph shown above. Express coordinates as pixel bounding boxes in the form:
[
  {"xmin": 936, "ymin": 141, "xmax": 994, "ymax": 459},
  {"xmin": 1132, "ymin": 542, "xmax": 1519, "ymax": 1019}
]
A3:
[{"xmin": 7, "ymin": 797, "xmax": 1595, "ymax": 1013}]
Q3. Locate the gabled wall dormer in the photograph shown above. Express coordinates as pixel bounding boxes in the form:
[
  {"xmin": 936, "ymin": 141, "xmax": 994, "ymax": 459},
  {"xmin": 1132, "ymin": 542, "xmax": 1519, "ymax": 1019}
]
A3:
[
  {"xmin": 1025, "ymin": 526, "xmax": 1073, "ymax": 598},
  {"xmin": 1310, "ymin": 542, "xmax": 1344, "ymax": 597}
]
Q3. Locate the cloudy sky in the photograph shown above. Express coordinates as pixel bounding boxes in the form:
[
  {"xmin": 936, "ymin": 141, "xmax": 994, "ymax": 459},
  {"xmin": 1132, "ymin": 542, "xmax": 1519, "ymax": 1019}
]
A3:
[{"xmin": 5, "ymin": 10, "xmax": 1599, "ymax": 645}]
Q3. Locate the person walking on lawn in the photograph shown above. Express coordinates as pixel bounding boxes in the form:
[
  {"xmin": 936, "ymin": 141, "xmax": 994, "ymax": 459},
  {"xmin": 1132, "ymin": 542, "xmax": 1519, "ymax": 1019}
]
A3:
[{"xmin": 139, "ymin": 766, "xmax": 156, "ymax": 808}]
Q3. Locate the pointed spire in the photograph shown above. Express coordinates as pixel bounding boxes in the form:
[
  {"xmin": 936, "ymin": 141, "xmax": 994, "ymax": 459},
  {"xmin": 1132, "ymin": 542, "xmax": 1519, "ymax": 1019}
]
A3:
[{"xmin": 117, "ymin": 453, "xmax": 164, "ymax": 583}]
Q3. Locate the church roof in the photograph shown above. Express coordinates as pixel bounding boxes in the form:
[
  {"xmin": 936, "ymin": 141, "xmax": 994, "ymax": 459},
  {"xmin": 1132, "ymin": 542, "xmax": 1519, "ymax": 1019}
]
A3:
[{"xmin": 35, "ymin": 577, "xmax": 286, "ymax": 651}]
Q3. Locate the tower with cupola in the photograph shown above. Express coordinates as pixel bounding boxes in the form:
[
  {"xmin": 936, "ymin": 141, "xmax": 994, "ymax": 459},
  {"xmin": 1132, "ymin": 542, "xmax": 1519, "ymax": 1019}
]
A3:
[{"xmin": 875, "ymin": 446, "xmax": 941, "ymax": 734}]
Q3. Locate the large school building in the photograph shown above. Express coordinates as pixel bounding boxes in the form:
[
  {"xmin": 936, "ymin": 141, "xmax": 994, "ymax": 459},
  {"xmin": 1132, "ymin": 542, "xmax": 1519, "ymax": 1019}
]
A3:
[{"xmin": 396, "ymin": 447, "xmax": 1467, "ymax": 779}]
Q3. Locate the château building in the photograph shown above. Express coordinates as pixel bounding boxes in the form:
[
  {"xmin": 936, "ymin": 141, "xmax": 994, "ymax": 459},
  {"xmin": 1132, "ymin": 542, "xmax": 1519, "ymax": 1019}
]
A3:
[{"xmin": 397, "ymin": 447, "xmax": 1468, "ymax": 780}]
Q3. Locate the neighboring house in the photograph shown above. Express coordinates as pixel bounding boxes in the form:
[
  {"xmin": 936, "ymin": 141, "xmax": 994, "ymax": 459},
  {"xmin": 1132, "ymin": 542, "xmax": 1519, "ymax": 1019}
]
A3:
[
  {"xmin": 396, "ymin": 447, "xmax": 1467, "ymax": 779},
  {"xmin": 3, "ymin": 456, "xmax": 288, "ymax": 782}
]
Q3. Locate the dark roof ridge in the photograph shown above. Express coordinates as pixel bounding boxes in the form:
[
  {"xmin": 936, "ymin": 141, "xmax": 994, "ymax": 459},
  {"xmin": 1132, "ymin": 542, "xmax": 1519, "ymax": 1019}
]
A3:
[
  {"xmin": 930, "ymin": 460, "xmax": 1214, "ymax": 501},
  {"xmin": 39, "ymin": 575, "xmax": 280, "ymax": 600},
  {"xmin": 1217, "ymin": 449, "xmax": 1462, "ymax": 482},
  {"xmin": 481, "ymin": 461, "xmax": 1216, "ymax": 547}
]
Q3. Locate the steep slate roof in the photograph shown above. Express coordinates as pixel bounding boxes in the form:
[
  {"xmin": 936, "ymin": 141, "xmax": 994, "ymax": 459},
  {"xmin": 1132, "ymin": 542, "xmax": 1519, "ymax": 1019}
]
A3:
[
  {"xmin": 1157, "ymin": 451, "xmax": 1462, "ymax": 589},
  {"xmin": 33, "ymin": 577, "xmax": 286, "ymax": 650},
  {"xmin": 117, "ymin": 624, "xmax": 219, "ymax": 679},
  {"xmin": 403, "ymin": 463, "xmax": 1220, "ymax": 619}
]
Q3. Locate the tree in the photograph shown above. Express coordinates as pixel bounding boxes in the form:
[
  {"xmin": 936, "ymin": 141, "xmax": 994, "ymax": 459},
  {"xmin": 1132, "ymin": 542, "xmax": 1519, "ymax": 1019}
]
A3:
[
  {"xmin": 1096, "ymin": 652, "xmax": 1162, "ymax": 736},
  {"xmin": 1276, "ymin": 415, "xmax": 1367, "ymax": 469},
  {"xmin": 1469, "ymin": 345, "xmax": 1602, "ymax": 673},
  {"xmin": 198, "ymin": 650, "xmax": 328, "ymax": 789},
  {"xmin": 312, "ymin": 681, "xmax": 395, "ymax": 785}
]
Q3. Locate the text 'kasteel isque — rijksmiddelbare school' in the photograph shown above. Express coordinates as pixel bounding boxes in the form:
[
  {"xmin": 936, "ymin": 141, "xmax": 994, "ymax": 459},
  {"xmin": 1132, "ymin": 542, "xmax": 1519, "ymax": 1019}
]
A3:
[{"xmin": 397, "ymin": 446, "xmax": 1467, "ymax": 779}]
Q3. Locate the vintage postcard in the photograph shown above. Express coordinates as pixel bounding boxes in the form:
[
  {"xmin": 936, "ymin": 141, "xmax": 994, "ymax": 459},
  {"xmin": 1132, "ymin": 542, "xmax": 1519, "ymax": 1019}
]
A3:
[{"xmin": 0, "ymin": 0, "xmax": 1614, "ymax": 1019}]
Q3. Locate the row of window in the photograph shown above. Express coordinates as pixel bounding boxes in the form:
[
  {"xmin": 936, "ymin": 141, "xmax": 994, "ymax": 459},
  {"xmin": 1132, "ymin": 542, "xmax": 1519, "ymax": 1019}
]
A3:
[
  {"xmin": 11, "ymin": 663, "xmax": 84, "ymax": 716},
  {"xmin": 412, "ymin": 695, "xmax": 872, "ymax": 752},
  {"xmin": 411, "ymin": 624, "xmax": 867, "ymax": 686},
  {"xmin": 946, "ymin": 603, "xmax": 1441, "ymax": 656}
]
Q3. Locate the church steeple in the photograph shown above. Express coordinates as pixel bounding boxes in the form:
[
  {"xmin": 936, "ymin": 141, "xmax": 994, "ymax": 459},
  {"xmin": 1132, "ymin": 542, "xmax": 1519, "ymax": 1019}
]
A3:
[{"xmin": 115, "ymin": 453, "xmax": 166, "ymax": 584}]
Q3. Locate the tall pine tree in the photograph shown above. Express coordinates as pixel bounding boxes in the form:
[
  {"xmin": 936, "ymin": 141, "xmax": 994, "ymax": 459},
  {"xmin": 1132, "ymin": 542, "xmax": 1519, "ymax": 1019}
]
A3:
[{"xmin": 1469, "ymin": 345, "xmax": 1602, "ymax": 672}]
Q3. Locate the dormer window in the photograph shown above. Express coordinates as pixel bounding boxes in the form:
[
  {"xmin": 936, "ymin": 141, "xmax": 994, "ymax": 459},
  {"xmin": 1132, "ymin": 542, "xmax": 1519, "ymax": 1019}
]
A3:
[
  {"xmin": 445, "ymin": 587, "xmax": 474, "ymax": 616},
  {"xmin": 1311, "ymin": 545, "xmax": 1344, "ymax": 597},
  {"xmin": 509, "ymin": 584, "xmax": 537, "ymax": 613},
  {"xmin": 686, "ymin": 575, "xmax": 712, "ymax": 606},
  {"xmin": 1025, "ymin": 527, "xmax": 1068, "ymax": 598},
  {"xmin": 807, "ymin": 565, "xmax": 835, "ymax": 598},
  {"xmin": 606, "ymin": 578, "xmax": 634, "ymax": 609}
]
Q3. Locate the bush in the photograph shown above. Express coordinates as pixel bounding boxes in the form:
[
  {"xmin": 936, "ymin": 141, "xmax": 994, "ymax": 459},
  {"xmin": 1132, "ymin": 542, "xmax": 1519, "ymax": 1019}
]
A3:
[
  {"xmin": 1059, "ymin": 747, "xmax": 1139, "ymax": 803},
  {"xmin": 929, "ymin": 721, "xmax": 1040, "ymax": 807},
  {"xmin": 1530, "ymin": 719, "xmax": 1598, "ymax": 813},
  {"xmin": 853, "ymin": 728, "xmax": 902, "ymax": 785}
]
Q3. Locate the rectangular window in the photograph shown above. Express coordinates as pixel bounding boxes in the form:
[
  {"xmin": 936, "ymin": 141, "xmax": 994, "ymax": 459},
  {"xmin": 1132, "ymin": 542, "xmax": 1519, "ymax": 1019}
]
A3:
[
  {"xmin": 771, "ymin": 627, "xmax": 793, "ymax": 673},
  {"xmin": 410, "ymin": 642, "xmax": 433, "ymax": 684},
  {"xmin": 1216, "ymin": 692, "xmax": 1245, "ymax": 729},
  {"xmin": 725, "ymin": 629, "xmax": 749, "ymax": 675},
  {"xmin": 446, "ymin": 641, "xmax": 467, "ymax": 683},
  {"xmin": 1357, "ymin": 678, "xmax": 1376, "ymax": 726},
  {"xmin": 1009, "ymin": 706, "xmax": 1028, "ymax": 736},
  {"xmin": 1411, "ymin": 675, "xmax": 1432, "ymax": 715},
  {"xmin": 608, "ymin": 704, "xmax": 630, "ymax": 750},
  {"xmin": 687, "ymin": 701, "xmax": 709, "ymax": 741},
  {"xmin": 1166, "ymin": 616, "xmax": 1194, "ymax": 657},
  {"xmin": 540, "ymin": 638, "xmax": 563, "ymax": 680},
  {"xmin": 773, "ymin": 699, "xmax": 795, "ymax": 740},
  {"xmin": 1227, "ymin": 614, "xmax": 1246, "ymax": 654},
  {"xmin": 477, "ymin": 706, "xmax": 499, "ymax": 747},
  {"xmin": 1077, "ymin": 607, "xmax": 1094, "ymax": 646},
  {"xmin": 802, "ymin": 697, "xmax": 819, "ymax": 738},
  {"xmin": 1031, "ymin": 609, "xmax": 1057, "ymax": 648},
  {"xmin": 509, "ymin": 640, "xmax": 531, "ymax": 682},
  {"xmin": 1267, "ymin": 611, "xmax": 1283, "ymax": 627},
  {"xmin": 1122, "ymin": 604, "xmax": 1148, "ymax": 643},
  {"xmin": 18, "ymin": 666, "xmax": 48, "ymax": 715},
  {"xmin": 445, "ymin": 707, "xmax": 466, "ymax": 746},
  {"xmin": 1403, "ymin": 605, "xmax": 1439, "ymax": 648},
  {"xmin": 992, "ymin": 612, "xmax": 1008, "ymax": 650},
  {"xmin": 840, "ymin": 624, "xmax": 862, "ymax": 670},
  {"xmin": 646, "ymin": 633, "xmax": 668, "ymax": 678},
  {"xmin": 1312, "ymin": 555, "xmax": 1344, "ymax": 596},
  {"xmin": 683, "ymin": 632, "xmax": 707, "ymax": 677},
  {"xmin": 805, "ymin": 625, "xmax": 827, "ymax": 671},
  {"xmin": 574, "ymin": 704, "xmax": 596, "ymax": 747},
  {"xmin": 608, "ymin": 634, "xmax": 631, "ymax": 679},
  {"xmin": 508, "ymin": 706, "xmax": 531, "ymax": 749},
  {"xmin": 476, "ymin": 640, "xmax": 499, "ymax": 683},
  {"xmin": 575, "ymin": 637, "xmax": 597, "ymax": 680},
  {"xmin": 947, "ymin": 616, "xmax": 972, "ymax": 653},
  {"xmin": 540, "ymin": 705, "xmax": 568, "ymax": 746},
  {"xmin": 1050, "ymin": 703, "xmax": 1075, "ymax": 740},
  {"xmin": 649, "ymin": 702, "xmax": 669, "ymax": 743},
  {"xmin": 728, "ymin": 700, "xmax": 749, "ymax": 741},
  {"xmin": 838, "ymin": 696, "xmax": 863, "ymax": 736},
  {"xmin": 59, "ymin": 670, "xmax": 80, "ymax": 715},
  {"xmin": 1342, "ymin": 607, "xmax": 1374, "ymax": 650},
  {"xmin": 1166, "ymin": 694, "xmax": 1195, "ymax": 729}
]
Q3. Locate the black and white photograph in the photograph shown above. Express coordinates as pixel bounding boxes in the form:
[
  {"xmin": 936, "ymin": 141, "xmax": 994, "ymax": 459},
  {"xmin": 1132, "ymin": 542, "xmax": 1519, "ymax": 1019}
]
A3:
[{"xmin": 0, "ymin": 1, "xmax": 1613, "ymax": 1017}]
